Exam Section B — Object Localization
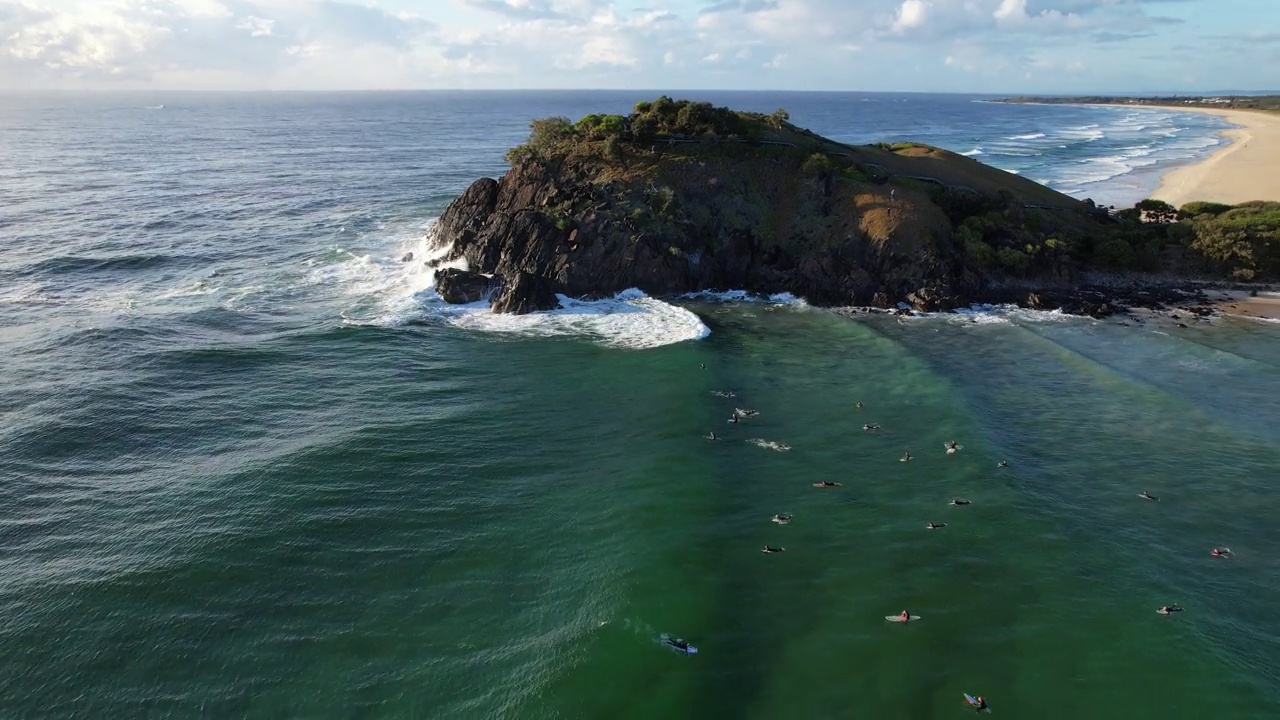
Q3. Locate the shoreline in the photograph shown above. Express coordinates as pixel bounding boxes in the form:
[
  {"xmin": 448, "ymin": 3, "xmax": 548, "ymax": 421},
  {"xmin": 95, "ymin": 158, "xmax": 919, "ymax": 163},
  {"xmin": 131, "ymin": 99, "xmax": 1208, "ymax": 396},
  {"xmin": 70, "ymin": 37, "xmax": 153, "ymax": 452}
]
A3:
[{"xmin": 1130, "ymin": 106, "xmax": 1280, "ymax": 207}]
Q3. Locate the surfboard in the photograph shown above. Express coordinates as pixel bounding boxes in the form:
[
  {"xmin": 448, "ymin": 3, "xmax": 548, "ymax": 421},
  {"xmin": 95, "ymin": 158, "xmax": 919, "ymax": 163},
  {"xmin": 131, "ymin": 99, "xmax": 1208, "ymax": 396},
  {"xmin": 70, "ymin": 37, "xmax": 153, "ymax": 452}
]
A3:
[
  {"xmin": 661, "ymin": 636, "xmax": 697, "ymax": 654},
  {"xmin": 885, "ymin": 615, "xmax": 921, "ymax": 622}
]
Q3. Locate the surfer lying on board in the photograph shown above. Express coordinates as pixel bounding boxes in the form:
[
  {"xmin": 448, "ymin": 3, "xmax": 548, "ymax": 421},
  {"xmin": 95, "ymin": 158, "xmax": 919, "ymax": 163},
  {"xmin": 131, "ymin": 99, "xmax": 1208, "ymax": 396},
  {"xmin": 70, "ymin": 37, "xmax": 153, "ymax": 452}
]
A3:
[
  {"xmin": 666, "ymin": 637, "xmax": 691, "ymax": 651},
  {"xmin": 926, "ymin": 522, "xmax": 947, "ymax": 529},
  {"xmin": 761, "ymin": 546, "xmax": 785, "ymax": 554},
  {"xmin": 1211, "ymin": 548, "xmax": 1230, "ymax": 558},
  {"xmin": 949, "ymin": 499, "xmax": 971, "ymax": 506},
  {"xmin": 1139, "ymin": 491, "xmax": 1160, "ymax": 502},
  {"xmin": 813, "ymin": 481, "xmax": 842, "ymax": 488},
  {"xmin": 1158, "ymin": 604, "xmax": 1184, "ymax": 615}
]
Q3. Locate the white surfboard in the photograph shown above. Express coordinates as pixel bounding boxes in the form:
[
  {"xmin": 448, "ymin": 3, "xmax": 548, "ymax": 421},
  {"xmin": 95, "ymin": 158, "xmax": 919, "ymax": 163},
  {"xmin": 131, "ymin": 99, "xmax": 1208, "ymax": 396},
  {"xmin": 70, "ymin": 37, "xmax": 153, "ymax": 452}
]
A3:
[{"xmin": 885, "ymin": 615, "xmax": 921, "ymax": 622}]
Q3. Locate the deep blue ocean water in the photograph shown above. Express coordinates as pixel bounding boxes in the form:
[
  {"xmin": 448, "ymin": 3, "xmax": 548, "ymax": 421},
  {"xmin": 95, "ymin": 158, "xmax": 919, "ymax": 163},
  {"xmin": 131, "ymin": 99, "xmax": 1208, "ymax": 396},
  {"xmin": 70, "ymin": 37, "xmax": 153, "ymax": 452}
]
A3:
[{"xmin": 2, "ymin": 91, "xmax": 1277, "ymax": 719}]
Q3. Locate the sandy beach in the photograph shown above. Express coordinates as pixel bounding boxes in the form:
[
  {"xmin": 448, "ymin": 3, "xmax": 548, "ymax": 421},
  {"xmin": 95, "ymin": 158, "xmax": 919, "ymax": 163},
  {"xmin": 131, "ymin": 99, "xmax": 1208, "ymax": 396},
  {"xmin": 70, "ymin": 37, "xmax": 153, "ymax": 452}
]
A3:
[
  {"xmin": 1146, "ymin": 107, "xmax": 1280, "ymax": 208},
  {"xmin": 1203, "ymin": 289, "xmax": 1280, "ymax": 321}
]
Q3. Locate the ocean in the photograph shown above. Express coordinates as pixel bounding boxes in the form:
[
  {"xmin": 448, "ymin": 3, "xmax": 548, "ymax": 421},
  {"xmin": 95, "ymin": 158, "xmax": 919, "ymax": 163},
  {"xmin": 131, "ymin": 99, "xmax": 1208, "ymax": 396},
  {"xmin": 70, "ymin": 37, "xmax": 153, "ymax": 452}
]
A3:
[{"xmin": 1, "ymin": 91, "xmax": 1277, "ymax": 719}]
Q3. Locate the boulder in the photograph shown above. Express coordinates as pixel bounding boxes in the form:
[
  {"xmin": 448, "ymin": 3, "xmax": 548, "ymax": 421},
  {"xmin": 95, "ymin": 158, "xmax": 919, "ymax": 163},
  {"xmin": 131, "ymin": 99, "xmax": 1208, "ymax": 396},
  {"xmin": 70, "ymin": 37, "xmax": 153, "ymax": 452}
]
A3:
[
  {"xmin": 490, "ymin": 272, "xmax": 560, "ymax": 314},
  {"xmin": 435, "ymin": 268, "xmax": 493, "ymax": 304}
]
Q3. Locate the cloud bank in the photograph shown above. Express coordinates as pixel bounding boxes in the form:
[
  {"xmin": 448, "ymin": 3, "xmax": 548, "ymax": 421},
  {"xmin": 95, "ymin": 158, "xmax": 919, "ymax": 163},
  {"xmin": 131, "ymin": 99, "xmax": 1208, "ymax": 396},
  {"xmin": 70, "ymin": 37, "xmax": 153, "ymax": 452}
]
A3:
[{"xmin": 0, "ymin": 0, "xmax": 1271, "ymax": 91}]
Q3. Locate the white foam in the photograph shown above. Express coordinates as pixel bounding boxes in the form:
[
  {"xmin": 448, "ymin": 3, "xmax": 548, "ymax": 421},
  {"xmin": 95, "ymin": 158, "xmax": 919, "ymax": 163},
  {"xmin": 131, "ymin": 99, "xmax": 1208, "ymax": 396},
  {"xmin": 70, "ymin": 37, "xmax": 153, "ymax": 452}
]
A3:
[
  {"xmin": 1007, "ymin": 132, "xmax": 1046, "ymax": 140},
  {"xmin": 961, "ymin": 147, "xmax": 984, "ymax": 157},
  {"xmin": 1238, "ymin": 315, "xmax": 1280, "ymax": 325},
  {"xmin": 437, "ymin": 289, "xmax": 711, "ymax": 350},
  {"xmin": 748, "ymin": 438, "xmax": 792, "ymax": 452},
  {"xmin": 893, "ymin": 304, "xmax": 1083, "ymax": 326},
  {"xmin": 680, "ymin": 289, "xmax": 809, "ymax": 307}
]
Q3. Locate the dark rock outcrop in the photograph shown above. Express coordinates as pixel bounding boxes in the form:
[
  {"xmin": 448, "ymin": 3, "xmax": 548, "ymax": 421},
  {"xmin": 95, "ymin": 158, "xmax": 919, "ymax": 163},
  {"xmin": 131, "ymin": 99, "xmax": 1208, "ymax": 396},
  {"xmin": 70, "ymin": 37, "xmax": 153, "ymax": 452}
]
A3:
[
  {"xmin": 434, "ymin": 268, "xmax": 493, "ymax": 304},
  {"xmin": 431, "ymin": 102, "xmax": 1133, "ymax": 314},
  {"xmin": 490, "ymin": 272, "xmax": 560, "ymax": 314}
]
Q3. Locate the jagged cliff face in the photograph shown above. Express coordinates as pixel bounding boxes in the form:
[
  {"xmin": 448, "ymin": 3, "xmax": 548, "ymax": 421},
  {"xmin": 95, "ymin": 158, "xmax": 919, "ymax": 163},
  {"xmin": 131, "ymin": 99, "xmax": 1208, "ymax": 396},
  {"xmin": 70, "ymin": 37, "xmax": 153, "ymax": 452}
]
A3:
[{"xmin": 432, "ymin": 130, "xmax": 1101, "ymax": 313}]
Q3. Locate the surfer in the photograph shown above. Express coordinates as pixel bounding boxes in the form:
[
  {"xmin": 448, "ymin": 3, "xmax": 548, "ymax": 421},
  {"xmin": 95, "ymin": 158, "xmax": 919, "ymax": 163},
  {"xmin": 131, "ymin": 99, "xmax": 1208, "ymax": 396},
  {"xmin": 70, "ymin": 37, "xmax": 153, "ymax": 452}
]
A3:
[
  {"xmin": 728, "ymin": 414, "xmax": 740, "ymax": 424},
  {"xmin": 997, "ymin": 460, "xmax": 1009, "ymax": 468},
  {"xmin": 856, "ymin": 402, "xmax": 864, "ymax": 409},
  {"xmin": 945, "ymin": 440, "xmax": 960, "ymax": 454},
  {"xmin": 863, "ymin": 423, "xmax": 880, "ymax": 431},
  {"xmin": 665, "ymin": 636, "xmax": 692, "ymax": 651},
  {"xmin": 949, "ymin": 498, "xmax": 971, "ymax": 506},
  {"xmin": 814, "ymin": 481, "xmax": 842, "ymax": 488},
  {"xmin": 900, "ymin": 452, "xmax": 912, "ymax": 462},
  {"xmin": 736, "ymin": 408, "xmax": 758, "ymax": 417},
  {"xmin": 1158, "ymin": 604, "xmax": 1183, "ymax": 615},
  {"xmin": 771, "ymin": 513, "xmax": 792, "ymax": 525},
  {"xmin": 700, "ymin": 363, "xmax": 706, "ymax": 370},
  {"xmin": 898, "ymin": 610, "xmax": 910, "ymax": 623},
  {"xmin": 974, "ymin": 696, "xmax": 988, "ymax": 711},
  {"xmin": 706, "ymin": 431, "xmax": 718, "ymax": 441},
  {"xmin": 1211, "ymin": 548, "xmax": 1230, "ymax": 558},
  {"xmin": 926, "ymin": 522, "xmax": 947, "ymax": 529},
  {"xmin": 1139, "ymin": 491, "xmax": 1161, "ymax": 502},
  {"xmin": 762, "ymin": 545, "xmax": 785, "ymax": 554}
]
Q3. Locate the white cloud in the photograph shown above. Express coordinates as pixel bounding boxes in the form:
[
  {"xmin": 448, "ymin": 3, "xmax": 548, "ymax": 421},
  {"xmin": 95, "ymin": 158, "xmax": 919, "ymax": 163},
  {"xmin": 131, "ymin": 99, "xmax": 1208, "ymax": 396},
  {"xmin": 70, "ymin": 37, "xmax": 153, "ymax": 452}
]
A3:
[
  {"xmin": 892, "ymin": 0, "xmax": 930, "ymax": 33},
  {"xmin": 993, "ymin": 0, "xmax": 1026, "ymax": 23},
  {"xmin": 235, "ymin": 16, "xmax": 274, "ymax": 37},
  {"xmin": 0, "ymin": 0, "xmax": 1267, "ymax": 92}
]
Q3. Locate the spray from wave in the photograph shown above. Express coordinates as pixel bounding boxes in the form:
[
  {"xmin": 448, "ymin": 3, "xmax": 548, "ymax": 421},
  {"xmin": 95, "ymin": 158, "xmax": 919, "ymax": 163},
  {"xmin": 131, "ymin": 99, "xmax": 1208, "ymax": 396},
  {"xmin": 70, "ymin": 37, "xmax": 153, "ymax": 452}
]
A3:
[{"xmin": 336, "ymin": 224, "xmax": 711, "ymax": 350}]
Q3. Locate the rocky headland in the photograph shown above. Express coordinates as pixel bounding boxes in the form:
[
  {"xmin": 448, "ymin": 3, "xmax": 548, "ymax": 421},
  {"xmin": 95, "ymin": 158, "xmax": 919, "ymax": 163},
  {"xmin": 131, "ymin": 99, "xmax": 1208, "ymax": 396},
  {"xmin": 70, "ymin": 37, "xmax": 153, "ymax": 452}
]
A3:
[{"xmin": 428, "ymin": 98, "xmax": 1278, "ymax": 316}]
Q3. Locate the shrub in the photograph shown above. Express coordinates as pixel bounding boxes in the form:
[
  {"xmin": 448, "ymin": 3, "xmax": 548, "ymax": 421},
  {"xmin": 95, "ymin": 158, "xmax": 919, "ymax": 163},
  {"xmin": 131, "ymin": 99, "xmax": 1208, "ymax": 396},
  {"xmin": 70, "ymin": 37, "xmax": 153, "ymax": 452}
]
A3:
[
  {"xmin": 1178, "ymin": 201, "xmax": 1233, "ymax": 218},
  {"xmin": 996, "ymin": 247, "xmax": 1031, "ymax": 273},
  {"xmin": 964, "ymin": 236, "xmax": 998, "ymax": 269},
  {"xmin": 575, "ymin": 113, "xmax": 627, "ymax": 139},
  {"xmin": 1094, "ymin": 237, "xmax": 1136, "ymax": 269},
  {"xmin": 800, "ymin": 153, "xmax": 835, "ymax": 176},
  {"xmin": 526, "ymin": 116, "xmax": 575, "ymax": 152},
  {"xmin": 1135, "ymin": 198, "xmax": 1177, "ymax": 223}
]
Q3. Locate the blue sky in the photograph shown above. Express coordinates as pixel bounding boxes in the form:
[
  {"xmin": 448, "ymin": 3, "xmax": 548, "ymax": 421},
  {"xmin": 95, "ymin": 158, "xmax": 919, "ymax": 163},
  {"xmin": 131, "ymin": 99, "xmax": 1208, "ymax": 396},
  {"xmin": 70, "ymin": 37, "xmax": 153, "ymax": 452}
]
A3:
[{"xmin": 0, "ymin": 1, "xmax": 1275, "ymax": 92}]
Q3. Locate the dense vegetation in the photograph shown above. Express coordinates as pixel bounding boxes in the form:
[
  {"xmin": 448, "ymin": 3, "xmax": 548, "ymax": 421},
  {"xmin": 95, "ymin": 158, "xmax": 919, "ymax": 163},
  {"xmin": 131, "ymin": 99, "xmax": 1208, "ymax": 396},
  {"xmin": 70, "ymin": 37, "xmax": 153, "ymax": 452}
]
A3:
[
  {"xmin": 504, "ymin": 97, "xmax": 799, "ymax": 163},
  {"xmin": 504, "ymin": 97, "xmax": 1280, "ymax": 283}
]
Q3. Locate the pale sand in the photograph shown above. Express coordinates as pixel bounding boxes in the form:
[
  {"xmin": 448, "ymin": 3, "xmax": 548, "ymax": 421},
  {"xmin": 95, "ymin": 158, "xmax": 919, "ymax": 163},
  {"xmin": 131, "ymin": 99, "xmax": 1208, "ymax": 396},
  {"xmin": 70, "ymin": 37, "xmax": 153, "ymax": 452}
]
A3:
[
  {"xmin": 1203, "ymin": 290, "xmax": 1280, "ymax": 321},
  {"xmin": 1147, "ymin": 107, "xmax": 1280, "ymax": 208}
]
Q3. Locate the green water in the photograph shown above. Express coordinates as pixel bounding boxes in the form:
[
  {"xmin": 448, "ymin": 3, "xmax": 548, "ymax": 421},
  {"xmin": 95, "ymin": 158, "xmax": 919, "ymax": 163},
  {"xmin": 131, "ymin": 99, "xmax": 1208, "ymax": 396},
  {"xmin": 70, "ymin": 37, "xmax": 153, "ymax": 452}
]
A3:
[{"xmin": 4, "ymin": 305, "xmax": 1278, "ymax": 718}]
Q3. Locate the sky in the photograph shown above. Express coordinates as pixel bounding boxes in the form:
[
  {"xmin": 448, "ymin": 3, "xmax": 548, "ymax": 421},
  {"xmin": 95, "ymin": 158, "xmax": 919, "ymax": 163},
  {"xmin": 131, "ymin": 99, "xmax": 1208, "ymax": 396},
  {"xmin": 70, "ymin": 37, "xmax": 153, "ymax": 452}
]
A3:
[{"xmin": 0, "ymin": 0, "xmax": 1275, "ymax": 92}]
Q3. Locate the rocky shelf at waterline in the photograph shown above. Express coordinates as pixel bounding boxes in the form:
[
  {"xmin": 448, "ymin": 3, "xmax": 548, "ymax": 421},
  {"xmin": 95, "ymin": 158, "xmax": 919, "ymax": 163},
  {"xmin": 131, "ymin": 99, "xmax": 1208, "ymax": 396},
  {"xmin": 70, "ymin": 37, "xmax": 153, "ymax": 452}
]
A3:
[{"xmin": 425, "ymin": 97, "xmax": 1257, "ymax": 316}]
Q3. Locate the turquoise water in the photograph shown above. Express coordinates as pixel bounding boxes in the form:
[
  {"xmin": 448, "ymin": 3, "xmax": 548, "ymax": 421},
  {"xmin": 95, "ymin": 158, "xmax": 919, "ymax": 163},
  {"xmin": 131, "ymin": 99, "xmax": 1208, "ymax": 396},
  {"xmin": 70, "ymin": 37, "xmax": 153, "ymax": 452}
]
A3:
[{"xmin": 1, "ymin": 92, "xmax": 1276, "ymax": 718}]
